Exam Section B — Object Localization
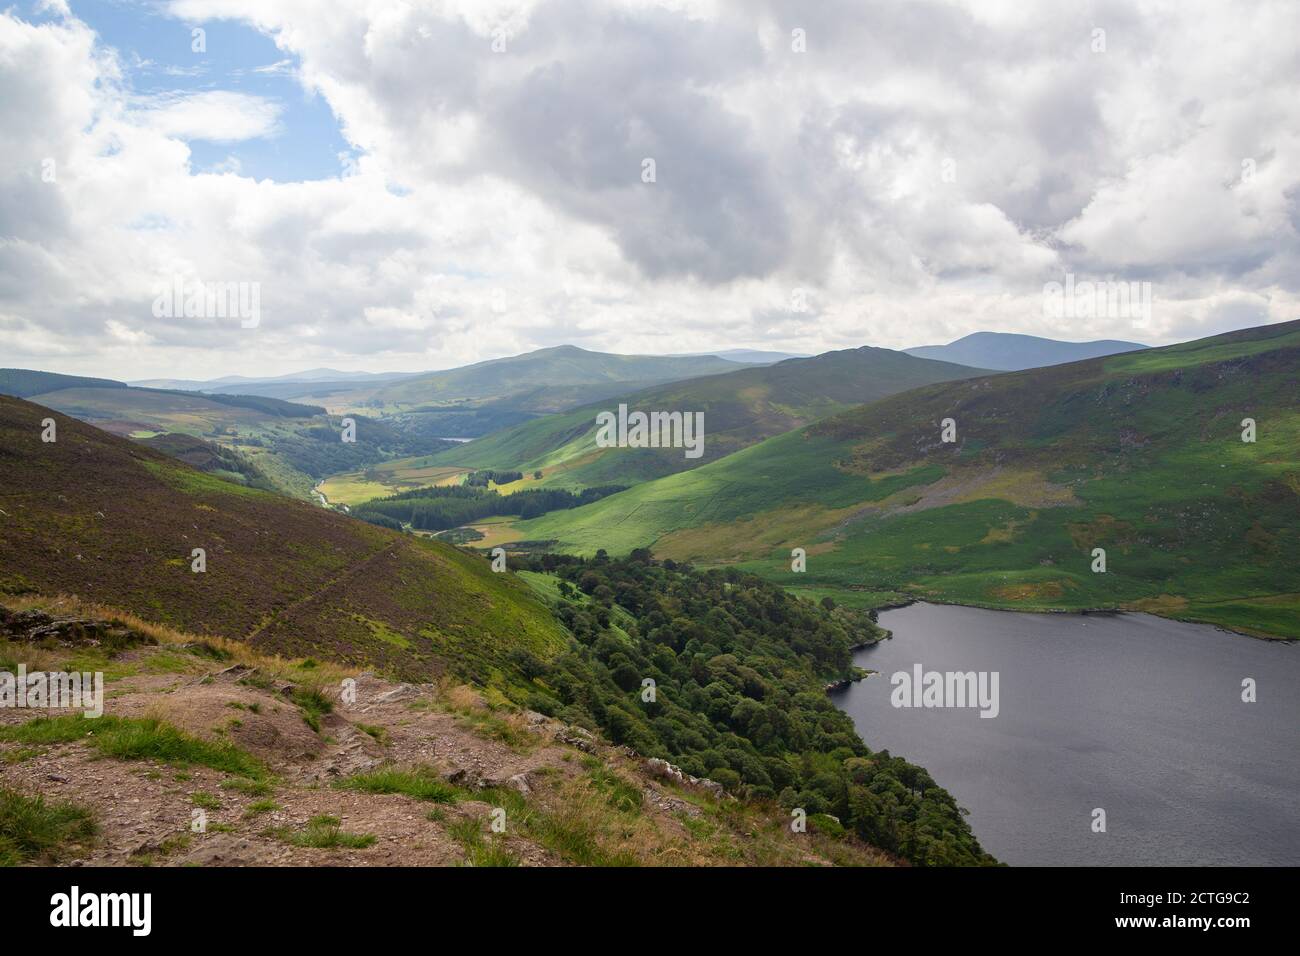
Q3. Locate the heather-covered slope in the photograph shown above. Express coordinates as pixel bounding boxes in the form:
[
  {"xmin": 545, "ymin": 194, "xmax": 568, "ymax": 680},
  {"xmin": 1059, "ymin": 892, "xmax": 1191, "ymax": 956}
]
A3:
[{"xmin": 0, "ymin": 396, "xmax": 566, "ymax": 683}]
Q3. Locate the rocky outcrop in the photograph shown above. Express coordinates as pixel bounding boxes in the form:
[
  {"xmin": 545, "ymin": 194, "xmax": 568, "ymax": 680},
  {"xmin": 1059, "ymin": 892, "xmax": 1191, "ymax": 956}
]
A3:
[
  {"xmin": 644, "ymin": 757, "xmax": 730, "ymax": 800},
  {"xmin": 554, "ymin": 725, "xmax": 597, "ymax": 753},
  {"xmin": 0, "ymin": 606, "xmax": 155, "ymax": 652}
]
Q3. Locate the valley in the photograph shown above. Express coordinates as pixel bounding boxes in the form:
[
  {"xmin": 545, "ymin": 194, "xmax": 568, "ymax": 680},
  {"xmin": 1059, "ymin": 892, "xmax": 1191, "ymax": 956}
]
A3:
[
  {"xmin": 4, "ymin": 0, "xmax": 1293, "ymax": 893},
  {"xmin": 519, "ymin": 321, "xmax": 1300, "ymax": 639},
  {"xmin": 3, "ymin": 322, "xmax": 1296, "ymax": 871},
  {"xmin": 0, "ymin": 391, "xmax": 990, "ymax": 866}
]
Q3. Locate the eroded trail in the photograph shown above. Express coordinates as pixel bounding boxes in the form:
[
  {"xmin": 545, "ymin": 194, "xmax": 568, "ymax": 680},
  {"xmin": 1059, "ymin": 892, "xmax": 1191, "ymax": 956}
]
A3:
[{"xmin": 241, "ymin": 542, "xmax": 400, "ymax": 645}]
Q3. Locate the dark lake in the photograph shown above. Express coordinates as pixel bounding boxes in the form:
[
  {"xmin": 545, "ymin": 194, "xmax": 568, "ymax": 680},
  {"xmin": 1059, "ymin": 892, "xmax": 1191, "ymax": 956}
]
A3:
[{"xmin": 829, "ymin": 602, "xmax": 1299, "ymax": 866}]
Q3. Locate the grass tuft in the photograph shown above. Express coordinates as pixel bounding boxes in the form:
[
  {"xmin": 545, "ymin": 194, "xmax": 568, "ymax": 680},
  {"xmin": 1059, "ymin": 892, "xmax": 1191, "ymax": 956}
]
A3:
[
  {"xmin": 0, "ymin": 786, "xmax": 97, "ymax": 866},
  {"xmin": 220, "ymin": 776, "xmax": 273, "ymax": 796},
  {"xmin": 284, "ymin": 815, "xmax": 376, "ymax": 849},
  {"xmin": 292, "ymin": 686, "xmax": 333, "ymax": 733},
  {"xmin": 333, "ymin": 766, "xmax": 459, "ymax": 804},
  {"xmin": 446, "ymin": 816, "xmax": 518, "ymax": 867},
  {"xmin": 0, "ymin": 715, "xmax": 265, "ymax": 779}
]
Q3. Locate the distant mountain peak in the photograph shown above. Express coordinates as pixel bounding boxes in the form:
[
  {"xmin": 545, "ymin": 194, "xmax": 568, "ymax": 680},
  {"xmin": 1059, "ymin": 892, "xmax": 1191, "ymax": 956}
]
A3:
[{"xmin": 904, "ymin": 331, "xmax": 1147, "ymax": 372}]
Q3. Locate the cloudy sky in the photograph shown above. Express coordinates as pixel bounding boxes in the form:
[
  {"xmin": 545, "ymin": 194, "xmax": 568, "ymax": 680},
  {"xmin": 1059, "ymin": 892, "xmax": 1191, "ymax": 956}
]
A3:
[{"xmin": 2, "ymin": 0, "xmax": 1297, "ymax": 380}]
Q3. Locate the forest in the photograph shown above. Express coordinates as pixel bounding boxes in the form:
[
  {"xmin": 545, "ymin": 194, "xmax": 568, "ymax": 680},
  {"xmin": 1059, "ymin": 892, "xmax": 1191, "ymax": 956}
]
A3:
[
  {"xmin": 355, "ymin": 483, "xmax": 628, "ymax": 530},
  {"xmin": 507, "ymin": 551, "xmax": 995, "ymax": 866}
]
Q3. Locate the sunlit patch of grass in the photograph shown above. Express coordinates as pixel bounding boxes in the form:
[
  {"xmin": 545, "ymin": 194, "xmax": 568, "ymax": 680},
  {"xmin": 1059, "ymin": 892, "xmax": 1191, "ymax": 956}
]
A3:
[
  {"xmin": 432, "ymin": 684, "xmax": 536, "ymax": 751},
  {"xmin": 333, "ymin": 766, "xmax": 459, "ymax": 803},
  {"xmin": 0, "ymin": 715, "xmax": 265, "ymax": 779},
  {"xmin": 583, "ymin": 759, "xmax": 642, "ymax": 815}
]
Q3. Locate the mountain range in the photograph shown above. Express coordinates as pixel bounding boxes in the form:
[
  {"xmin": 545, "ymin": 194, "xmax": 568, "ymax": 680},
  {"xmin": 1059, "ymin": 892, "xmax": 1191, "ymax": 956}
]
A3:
[
  {"xmin": 419, "ymin": 345, "xmax": 989, "ymax": 492},
  {"xmin": 7, "ymin": 325, "xmax": 1296, "ymax": 641},
  {"xmin": 0, "ymin": 390, "xmax": 988, "ymax": 867},
  {"xmin": 519, "ymin": 321, "xmax": 1300, "ymax": 639}
]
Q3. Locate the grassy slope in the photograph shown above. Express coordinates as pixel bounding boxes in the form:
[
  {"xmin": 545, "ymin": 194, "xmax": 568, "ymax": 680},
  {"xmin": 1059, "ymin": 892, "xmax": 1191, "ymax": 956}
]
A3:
[
  {"xmin": 26, "ymin": 386, "xmax": 322, "ymax": 499},
  {"xmin": 0, "ymin": 369, "xmax": 127, "ymax": 397},
  {"xmin": 359, "ymin": 346, "xmax": 742, "ymax": 411},
  {"xmin": 22, "ymin": 386, "xmax": 456, "ymax": 503},
  {"xmin": 422, "ymin": 347, "xmax": 988, "ymax": 492},
  {"xmin": 521, "ymin": 321, "xmax": 1300, "ymax": 638},
  {"xmin": 0, "ymin": 396, "xmax": 567, "ymax": 683}
]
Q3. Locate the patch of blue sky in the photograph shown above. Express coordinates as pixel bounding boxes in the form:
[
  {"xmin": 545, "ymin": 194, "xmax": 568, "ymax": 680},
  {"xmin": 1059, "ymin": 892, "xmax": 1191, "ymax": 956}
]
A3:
[{"xmin": 56, "ymin": 0, "xmax": 355, "ymax": 182}]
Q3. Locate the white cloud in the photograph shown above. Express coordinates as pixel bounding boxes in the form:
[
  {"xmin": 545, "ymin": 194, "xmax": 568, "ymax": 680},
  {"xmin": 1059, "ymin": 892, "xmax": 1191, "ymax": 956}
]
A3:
[
  {"xmin": 130, "ymin": 89, "xmax": 284, "ymax": 142},
  {"xmin": 1, "ymin": 0, "xmax": 1298, "ymax": 380}
]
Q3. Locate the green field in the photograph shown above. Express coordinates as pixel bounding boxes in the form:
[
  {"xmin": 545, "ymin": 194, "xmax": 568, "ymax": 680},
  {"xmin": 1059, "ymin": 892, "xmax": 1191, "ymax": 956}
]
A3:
[
  {"xmin": 317, "ymin": 455, "xmax": 470, "ymax": 506},
  {"xmin": 521, "ymin": 321, "xmax": 1300, "ymax": 638}
]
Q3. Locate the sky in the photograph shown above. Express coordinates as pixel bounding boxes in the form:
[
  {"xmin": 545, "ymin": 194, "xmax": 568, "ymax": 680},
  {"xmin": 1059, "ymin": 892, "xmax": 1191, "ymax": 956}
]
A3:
[{"xmin": 1, "ymin": 0, "xmax": 1298, "ymax": 380}]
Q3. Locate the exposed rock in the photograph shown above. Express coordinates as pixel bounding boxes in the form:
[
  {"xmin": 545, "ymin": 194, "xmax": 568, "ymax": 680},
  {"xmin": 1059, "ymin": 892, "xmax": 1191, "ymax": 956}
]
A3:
[
  {"xmin": 208, "ymin": 663, "xmax": 255, "ymax": 682},
  {"xmin": 373, "ymin": 684, "xmax": 420, "ymax": 704},
  {"xmin": 645, "ymin": 757, "xmax": 685, "ymax": 785},
  {"xmin": 554, "ymin": 725, "xmax": 597, "ymax": 753},
  {"xmin": 646, "ymin": 758, "xmax": 730, "ymax": 800},
  {"xmin": 445, "ymin": 767, "xmax": 482, "ymax": 789},
  {"xmin": 643, "ymin": 785, "xmax": 702, "ymax": 819},
  {"xmin": 692, "ymin": 778, "xmax": 729, "ymax": 800},
  {"xmin": 0, "ymin": 608, "xmax": 153, "ymax": 652},
  {"xmin": 521, "ymin": 710, "xmax": 551, "ymax": 734}
]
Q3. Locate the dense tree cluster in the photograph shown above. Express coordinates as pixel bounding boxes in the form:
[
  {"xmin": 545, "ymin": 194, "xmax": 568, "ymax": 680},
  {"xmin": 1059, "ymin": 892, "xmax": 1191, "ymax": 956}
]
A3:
[
  {"xmin": 465, "ymin": 469, "xmax": 524, "ymax": 487},
  {"xmin": 355, "ymin": 484, "xmax": 627, "ymax": 530},
  {"xmin": 510, "ymin": 551, "xmax": 995, "ymax": 866}
]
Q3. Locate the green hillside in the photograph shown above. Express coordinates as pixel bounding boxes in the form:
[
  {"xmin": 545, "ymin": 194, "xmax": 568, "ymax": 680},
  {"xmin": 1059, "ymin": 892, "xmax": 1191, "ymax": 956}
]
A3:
[
  {"xmin": 0, "ymin": 396, "xmax": 567, "ymax": 685},
  {"xmin": 0, "ymin": 394, "xmax": 994, "ymax": 865},
  {"xmin": 422, "ymin": 346, "xmax": 988, "ymax": 491},
  {"xmin": 0, "ymin": 369, "xmax": 128, "ymax": 397},
  {"xmin": 22, "ymin": 385, "xmax": 451, "ymax": 501},
  {"xmin": 137, "ymin": 432, "xmax": 279, "ymax": 491},
  {"xmin": 355, "ymin": 345, "xmax": 743, "ymax": 412},
  {"xmin": 521, "ymin": 321, "xmax": 1300, "ymax": 638}
]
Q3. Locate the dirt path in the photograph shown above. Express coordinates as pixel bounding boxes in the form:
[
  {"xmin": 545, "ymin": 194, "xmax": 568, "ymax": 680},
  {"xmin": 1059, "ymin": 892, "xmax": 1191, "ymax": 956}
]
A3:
[
  {"xmin": 242, "ymin": 542, "xmax": 400, "ymax": 644},
  {"xmin": 1, "ymin": 623, "xmax": 892, "ymax": 867}
]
